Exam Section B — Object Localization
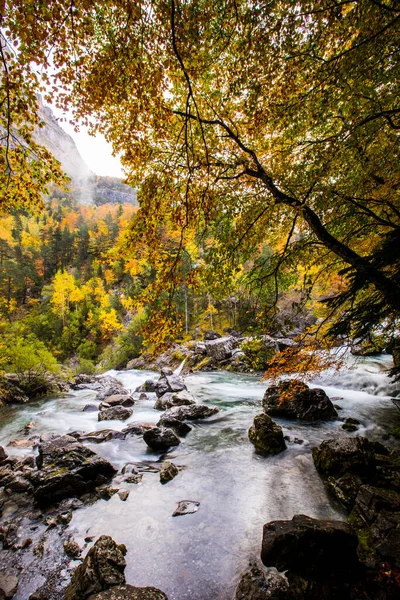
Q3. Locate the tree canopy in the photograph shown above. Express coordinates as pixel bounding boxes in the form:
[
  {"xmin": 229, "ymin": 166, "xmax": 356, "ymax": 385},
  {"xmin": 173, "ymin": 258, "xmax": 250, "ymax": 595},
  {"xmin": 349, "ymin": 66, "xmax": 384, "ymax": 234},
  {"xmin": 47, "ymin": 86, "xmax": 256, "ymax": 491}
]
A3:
[{"xmin": 1, "ymin": 0, "xmax": 400, "ymax": 353}]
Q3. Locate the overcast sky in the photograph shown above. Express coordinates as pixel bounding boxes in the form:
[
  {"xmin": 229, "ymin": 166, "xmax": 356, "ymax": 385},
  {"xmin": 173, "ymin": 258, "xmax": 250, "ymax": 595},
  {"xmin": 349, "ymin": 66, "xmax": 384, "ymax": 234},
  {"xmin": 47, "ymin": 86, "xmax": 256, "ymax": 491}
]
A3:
[{"xmin": 50, "ymin": 103, "xmax": 124, "ymax": 178}]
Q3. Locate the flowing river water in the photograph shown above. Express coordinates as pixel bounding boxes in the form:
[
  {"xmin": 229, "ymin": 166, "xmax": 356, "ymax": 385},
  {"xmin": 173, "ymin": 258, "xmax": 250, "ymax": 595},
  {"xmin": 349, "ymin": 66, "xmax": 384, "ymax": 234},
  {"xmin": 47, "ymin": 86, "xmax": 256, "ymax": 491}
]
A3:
[{"xmin": 1, "ymin": 354, "xmax": 400, "ymax": 600}]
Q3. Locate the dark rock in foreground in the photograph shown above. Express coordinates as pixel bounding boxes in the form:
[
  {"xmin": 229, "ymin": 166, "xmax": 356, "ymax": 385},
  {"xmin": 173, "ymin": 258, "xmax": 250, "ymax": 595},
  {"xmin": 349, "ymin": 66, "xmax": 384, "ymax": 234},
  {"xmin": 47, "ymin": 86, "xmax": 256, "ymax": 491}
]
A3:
[
  {"xmin": 261, "ymin": 514, "xmax": 361, "ymax": 582},
  {"xmin": 248, "ymin": 414, "xmax": 286, "ymax": 455},
  {"xmin": 31, "ymin": 435, "xmax": 117, "ymax": 505},
  {"xmin": 263, "ymin": 380, "xmax": 337, "ymax": 421},
  {"xmin": 234, "ymin": 563, "xmax": 289, "ymax": 600},
  {"xmin": 143, "ymin": 427, "xmax": 180, "ymax": 451},
  {"xmin": 349, "ymin": 484, "xmax": 400, "ymax": 569},
  {"xmin": 65, "ymin": 535, "xmax": 127, "ymax": 600},
  {"xmin": 312, "ymin": 437, "xmax": 381, "ymax": 478},
  {"xmin": 87, "ymin": 585, "xmax": 168, "ymax": 599}
]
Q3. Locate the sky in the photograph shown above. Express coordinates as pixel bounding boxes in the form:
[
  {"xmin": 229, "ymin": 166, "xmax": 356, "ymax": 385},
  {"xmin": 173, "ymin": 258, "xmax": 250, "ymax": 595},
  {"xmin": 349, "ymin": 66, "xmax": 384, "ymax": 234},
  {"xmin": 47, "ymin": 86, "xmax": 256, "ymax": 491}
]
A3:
[{"xmin": 49, "ymin": 103, "xmax": 124, "ymax": 178}]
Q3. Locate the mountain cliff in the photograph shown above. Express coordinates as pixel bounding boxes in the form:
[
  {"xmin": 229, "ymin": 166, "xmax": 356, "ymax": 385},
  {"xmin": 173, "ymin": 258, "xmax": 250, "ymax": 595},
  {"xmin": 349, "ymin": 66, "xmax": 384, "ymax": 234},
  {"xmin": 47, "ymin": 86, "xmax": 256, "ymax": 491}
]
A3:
[{"xmin": 35, "ymin": 98, "xmax": 137, "ymax": 206}]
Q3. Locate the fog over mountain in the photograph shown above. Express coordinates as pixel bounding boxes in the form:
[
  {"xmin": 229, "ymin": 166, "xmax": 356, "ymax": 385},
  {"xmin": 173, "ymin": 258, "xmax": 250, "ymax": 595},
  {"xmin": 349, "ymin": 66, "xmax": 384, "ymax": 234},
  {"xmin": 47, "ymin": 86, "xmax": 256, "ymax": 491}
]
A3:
[{"xmin": 35, "ymin": 98, "xmax": 137, "ymax": 206}]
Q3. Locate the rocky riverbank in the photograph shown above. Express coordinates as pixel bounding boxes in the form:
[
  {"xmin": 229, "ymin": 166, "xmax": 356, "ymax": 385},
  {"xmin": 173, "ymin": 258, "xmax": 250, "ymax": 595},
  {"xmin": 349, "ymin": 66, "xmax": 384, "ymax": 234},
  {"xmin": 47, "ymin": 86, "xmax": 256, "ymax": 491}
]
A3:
[
  {"xmin": 0, "ymin": 361, "xmax": 399, "ymax": 599},
  {"xmin": 126, "ymin": 330, "xmax": 297, "ymax": 374}
]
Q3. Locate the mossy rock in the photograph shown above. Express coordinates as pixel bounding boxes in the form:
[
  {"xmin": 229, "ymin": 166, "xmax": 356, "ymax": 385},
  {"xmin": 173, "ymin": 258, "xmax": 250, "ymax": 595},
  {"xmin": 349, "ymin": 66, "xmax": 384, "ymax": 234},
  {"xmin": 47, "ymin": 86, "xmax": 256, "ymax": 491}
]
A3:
[{"xmin": 248, "ymin": 413, "xmax": 286, "ymax": 456}]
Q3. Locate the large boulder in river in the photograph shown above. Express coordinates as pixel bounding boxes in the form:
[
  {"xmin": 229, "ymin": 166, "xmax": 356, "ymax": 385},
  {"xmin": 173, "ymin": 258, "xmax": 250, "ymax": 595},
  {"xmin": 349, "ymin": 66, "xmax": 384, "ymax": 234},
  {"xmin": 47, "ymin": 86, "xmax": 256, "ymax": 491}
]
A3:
[
  {"xmin": 312, "ymin": 437, "xmax": 380, "ymax": 478},
  {"xmin": 98, "ymin": 406, "xmax": 133, "ymax": 422},
  {"xmin": 263, "ymin": 380, "xmax": 337, "ymax": 421},
  {"xmin": 87, "ymin": 585, "xmax": 168, "ymax": 600},
  {"xmin": 261, "ymin": 514, "xmax": 361, "ymax": 582},
  {"xmin": 154, "ymin": 390, "xmax": 196, "ymax": 411},
  {"xmin": 65, "ymin": 535, "xmax": 127, "ymax": 600},
  {"xmin": 205, "ymin": 336, "xmax": 235, "ymax": 361},
  {"xmin": 143, "ymin": 427, "xmax": 180, "ymax": 451},
  {"xmin": 248, "ymin": 414, "xmax": 286, "ymax": 455},
  {"xmin": 155, "ymin": 374, "xmax": 186, "ymax": 398},
  {"xmin": 31, "ymin": 435, "xmax": 117, "ymax": 505},
  {"xmin": 161, "ymin": 404, "xmax": 219, "ymax": 421}
]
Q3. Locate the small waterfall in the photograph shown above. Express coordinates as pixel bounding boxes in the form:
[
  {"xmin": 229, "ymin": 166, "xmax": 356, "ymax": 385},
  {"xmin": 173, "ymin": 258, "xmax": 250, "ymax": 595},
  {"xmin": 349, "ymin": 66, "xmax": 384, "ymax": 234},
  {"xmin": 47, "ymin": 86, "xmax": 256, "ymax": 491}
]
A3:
[{"xmin": 173, "ymin": 358, "xmax": 186, "ymax": 376}]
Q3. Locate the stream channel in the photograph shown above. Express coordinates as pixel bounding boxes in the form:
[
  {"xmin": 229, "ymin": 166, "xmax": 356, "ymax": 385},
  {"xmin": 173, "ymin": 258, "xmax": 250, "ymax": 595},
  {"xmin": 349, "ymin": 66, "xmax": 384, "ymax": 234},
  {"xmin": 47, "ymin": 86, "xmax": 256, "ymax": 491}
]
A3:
[{"xmin": 1, "ymin": 354, "xmax": 400, "ymax": 600}]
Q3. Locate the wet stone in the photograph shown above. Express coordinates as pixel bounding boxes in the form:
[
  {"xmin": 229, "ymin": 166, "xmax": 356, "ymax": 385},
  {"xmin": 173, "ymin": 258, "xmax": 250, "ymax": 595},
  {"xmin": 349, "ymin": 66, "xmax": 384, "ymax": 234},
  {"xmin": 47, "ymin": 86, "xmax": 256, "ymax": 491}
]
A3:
[
  {"xmin": 83, "ymin": 404, "xmax": 99, "ymax": 413},
  {"xmin": 172, "ymin": 500, "xmax": 200, "ymax": 517},
  {"xmin": 143, "ymin": 427, "xmax": 180, "ymax": 452},
  {"xmin": 98, "ymin": 406, "xmax": 133, "ymax": 422},
  {"xmin": 234, "ymin": 563, "xmax": 289, "ymax": 600},
  {"xmin": 156, "ymin": 416, "xmax": 192, "ymax": 436},
  {"xmin": 100, "ymin": 394, "xmax": 135, "ymax": 408},
  {"xmin": 248, "ymin": 414, "xmax": 286, "ymax": 456},
  {"xmin": 159, "ymin": 461, "xmax": 179, "ymax": 485},
  {"xmin": 263, "ymin": 379, "xmax": 337, "ymax": 421},
  {"xmin": 0, "ymin": 572, "xmax": 19, "ymax": 598},
  {"xmin": 87, "ymin": 585, "xmax": 168, "ymax": 600},
  {"xmin": 65, "ymin": 535, "xmax": 127, "ymax": 600}
]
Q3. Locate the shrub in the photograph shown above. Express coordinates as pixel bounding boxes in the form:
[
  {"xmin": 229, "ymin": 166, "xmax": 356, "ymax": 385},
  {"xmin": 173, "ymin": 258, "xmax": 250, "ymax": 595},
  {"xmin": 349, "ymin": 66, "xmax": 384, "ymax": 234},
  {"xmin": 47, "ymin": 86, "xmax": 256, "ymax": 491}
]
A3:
[
  {"xmin": 3, "ymin": 334, "xmax": 61, "ymax": 397},
  {"xmin": 240, "ymin": 337, "xmax": 276, "ymax": 371}
]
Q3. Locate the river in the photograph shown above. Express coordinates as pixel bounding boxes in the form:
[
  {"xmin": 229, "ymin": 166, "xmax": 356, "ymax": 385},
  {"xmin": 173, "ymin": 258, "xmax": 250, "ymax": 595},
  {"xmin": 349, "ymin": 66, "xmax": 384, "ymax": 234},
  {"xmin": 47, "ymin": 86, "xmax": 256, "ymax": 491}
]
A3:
[{"xmin": 1, "ymin": 354, "xmax": 399, "ymax": 600}]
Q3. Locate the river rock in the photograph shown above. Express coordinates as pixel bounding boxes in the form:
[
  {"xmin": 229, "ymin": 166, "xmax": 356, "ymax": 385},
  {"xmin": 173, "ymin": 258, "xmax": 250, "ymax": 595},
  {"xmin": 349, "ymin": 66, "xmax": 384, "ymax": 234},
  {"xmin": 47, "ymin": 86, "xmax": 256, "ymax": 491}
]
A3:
[
  {"xmin": 261, "ymin": 514, "xmax": 361, "ymax": 581},
  {"xmin": 312, "ymin": 437, "xmax": 379, "ymax": 477},
  {"xmin": 160, "ymin": 461, "xmax": 179, "ymax": 484},
  {"xmin": 0, "ymin": 446, "xmax": 7, "ymax": 463},
  {"xmin": 154, "ymin": 390, "xmax": 196, "ymax": 411},
  {"xmin": 96, "ymin": 385, "xmax": 126, "ymax": 402},
  {"xmin": 205, "ymin": 336, "xmax": 234, "ymax": 361},
  {"xmin": 65, "ymin": 535, "xmax": 127, "ymax": 600},
  {"xmin": 155, "ymin": 375, "xmax": 186, "ymax": 398},
  {"xmin": 83, "ymin": 404, "xmax": 99, "ymax": 412},
  {"xmin": 135, "ymin": 380, "xmax": 157, "ymax": 393},
  {"xmin": 234, "ymin": 564, "xmax": 289, "ymax": 600},
  {"xmin": 161, "ymin": 404, "xmax": 219, "ymax": 421},
  {"xmin": 341, "ymin": 417, "xmax": 360, "ymax": 432},
  {"xmin": 31, "ymin": 435, "xmax": 117, "ymax": 505},
  {"xmin": 156, "ymin": 416, "xmax": 192, "ymax": 436},
  {"xmin": 248, "ymin": 414, "xmax": 286, "ymax": 455},
  {"xmin": 101, "ymin": 394, "xmax": 135, "ymax": 408},
  {"xmin": 143, "ymin": 427, "xmax": 180, "ymax": 451},
  {"xmin": 121, "ymin": 424, "xmax": 150, "ymax": 437},
  {"xmin": 0, "ymin": 572, "xmax": 19, "ymax": 598},
  {"xmin": 98, "ymin": 406, "xmax": 133, "ymax": 422},
  {"xmin": 349, "ymin": 484, "xmax": 400, "ymax": 569},
  {"xmin": 172, "ymin": 500, "xmax": 200, "ymax": 516},
  {"xmin": 77, "ymin": 430, "xmax": 126, "ymax": 443},
  {"xmin": 263, "ymin": 380, "xmax": 337, "ymax": 421},
  {"xmin": 327, "ymin": 473, "xmax": 362, "ymax": 509},
  {"xmin": 87, "ymin": 585, "xmax": 168, "ymax": 599}
]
